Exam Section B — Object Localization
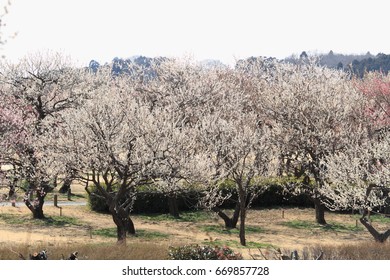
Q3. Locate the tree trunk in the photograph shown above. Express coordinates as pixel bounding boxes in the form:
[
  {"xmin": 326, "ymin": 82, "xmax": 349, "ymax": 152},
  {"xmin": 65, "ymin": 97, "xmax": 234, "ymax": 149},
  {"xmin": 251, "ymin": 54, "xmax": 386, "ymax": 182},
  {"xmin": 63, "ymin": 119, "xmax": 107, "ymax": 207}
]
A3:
[
  {"xmin": 8, "ymin": 186, "xmax": 15, "ymax": 200},
  {"xmin": 24, "ymin": 189, "xmax": 46, "ymax": 219},
  {"xmin": 168, "ymin": 196, "xmax": 180, "ymax": 218},
  {"xmin": 239, "ymin": 202, "xmax": 246, "ymax": 246},
  {"xmin": 111, "ymin": 204, "xmax": 136, "ymax": 244},
  {"xmin": 360, "ymin": 217, "xmax": 390, "ymax": 243},
  {"xmin": 8, "ymin": 178, "xmax": 17, "ymax": 199},
  {"xmin": 116, "ymin": 224, "xmax": 127, "ymax": 245},
  {"xmin": 232, "ymin": 202, "xmax": 240, "ymax": 227},
  {"xmin": 212, "ymin": 202, "xmax": 240, "ymax": 229},
  {"xmin": 313, "ymin": 199, "xmax": 326, "ymax": 225},
  {"xmin": 126, "ymin": 217, "xmax": 136, "ymax": 235},
  {"xmin": 25, "ymin": 201, "xmax": 45, "ymax": 219},
  {"xmin": 238, "ymin": 187, "xmax": 246, "ymax": 246},
  {"xmin": 59, "ymin": 177, "xmax": 72, "ymax": 194},
  {"xmin": 32, "ymin": 204, "xmax": 45, "ymax": 219}
]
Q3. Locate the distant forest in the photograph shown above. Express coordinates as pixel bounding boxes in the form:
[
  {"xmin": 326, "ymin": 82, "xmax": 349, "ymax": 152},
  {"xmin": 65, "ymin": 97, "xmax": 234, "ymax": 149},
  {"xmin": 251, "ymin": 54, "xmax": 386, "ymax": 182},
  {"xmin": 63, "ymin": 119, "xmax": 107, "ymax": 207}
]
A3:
[
  {"xmin": 286, "ymin": 50, "xmax": 390, "ymax": 77},
  {"xmin": 89, "ymin": 50, "xmax": 390, "ymax": 78}
]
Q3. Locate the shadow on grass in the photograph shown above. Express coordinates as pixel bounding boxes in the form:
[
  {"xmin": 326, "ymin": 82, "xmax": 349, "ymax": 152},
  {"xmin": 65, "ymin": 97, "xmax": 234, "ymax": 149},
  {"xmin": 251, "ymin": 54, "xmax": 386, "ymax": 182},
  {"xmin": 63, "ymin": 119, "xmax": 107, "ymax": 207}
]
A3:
[
  {"xmin": 199, "ymin": 225, "xmax": 266, "ymax": 235},
  {"xmin": 136, "ymin": 211, "xmax": 212, "ymax": 223},
  {"xmin": 282, "ymin": 220, "xmax": 364, "ymax": 232},
  {"xmin": 352, "ymin": 214, "xmax": 390, "ymax": 224},
  {"xmin": 92, "ymin": 228, "xmax": 170, "ymax": 239},
  {"xmin": 0, "ymin": 213, "xmax": 82, "ymax": 227},
  {"xmin": 203, "ymin": 239, "xmax": 274, "ymax": 249}
]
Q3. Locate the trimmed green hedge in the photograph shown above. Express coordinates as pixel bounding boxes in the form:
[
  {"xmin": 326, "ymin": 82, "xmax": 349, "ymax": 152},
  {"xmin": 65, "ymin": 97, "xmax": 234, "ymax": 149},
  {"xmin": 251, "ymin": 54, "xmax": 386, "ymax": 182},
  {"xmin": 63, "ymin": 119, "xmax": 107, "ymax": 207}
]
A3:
[
  {"xmin": 87, "ymin": 181, "xmax": 313, "ymax": 214},
  {"xmin": 87, "ymin": 184, "xmax": 110, "ymax": 213},
  {"xmin": 87, "ymin": 184, "xmax": 201, "ymax": 214}
]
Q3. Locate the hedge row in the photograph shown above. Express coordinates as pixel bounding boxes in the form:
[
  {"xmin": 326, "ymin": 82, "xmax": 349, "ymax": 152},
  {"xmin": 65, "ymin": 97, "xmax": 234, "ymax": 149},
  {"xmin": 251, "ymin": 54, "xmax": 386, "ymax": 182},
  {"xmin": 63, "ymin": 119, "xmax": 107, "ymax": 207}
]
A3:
[{"xmin": 87, "ymin": 183, "xmax": 313, "ymax": 214}]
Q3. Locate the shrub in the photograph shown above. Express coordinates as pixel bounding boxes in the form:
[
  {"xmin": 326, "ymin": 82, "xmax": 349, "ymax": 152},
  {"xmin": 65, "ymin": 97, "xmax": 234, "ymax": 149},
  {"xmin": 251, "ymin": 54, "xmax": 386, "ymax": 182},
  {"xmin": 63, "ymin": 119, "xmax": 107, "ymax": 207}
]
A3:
[
  {"xmin": 19, "ymin": 179, "xmax": 56, "ymax": 193},
  {"xmin": 168, "ymin": 244, "xmax": 242, "ymax": 260},
  {"xmin": 87, "ymin": 184, "xmax": 201, "ymax": 214},
  {"xmin": 87, "ymin": 179, "xmax": 314, "ymax": 215},
  {"xmin": 87, "ymin": 184, "xmax": 110, "ymax": 213}
]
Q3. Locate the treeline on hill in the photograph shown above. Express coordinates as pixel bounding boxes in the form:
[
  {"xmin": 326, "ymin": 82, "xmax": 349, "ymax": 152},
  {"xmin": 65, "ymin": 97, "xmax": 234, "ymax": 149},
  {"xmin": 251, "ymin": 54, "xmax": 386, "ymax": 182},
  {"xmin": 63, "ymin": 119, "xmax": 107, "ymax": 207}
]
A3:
[
  {"xmin": 88, "ymin": 55, "xmax": 227, "ymax": 78},
  {"xmin": 285, "ymin": 50, "xmax": 390, "ymax": 77},
  {"xmin": 90, "ymin": 51, "xmax": 390, "ymax": 78},
  {"xmin": 88, "ymin": 56, "xmax": 166, "ymax": 77}
]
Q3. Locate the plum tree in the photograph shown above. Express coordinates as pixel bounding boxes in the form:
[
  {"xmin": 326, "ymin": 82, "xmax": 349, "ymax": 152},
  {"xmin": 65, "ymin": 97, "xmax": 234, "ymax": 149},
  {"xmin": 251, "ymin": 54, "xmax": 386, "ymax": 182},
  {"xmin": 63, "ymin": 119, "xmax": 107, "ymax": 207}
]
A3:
[
  {"xmin": 0, "ymin": 52, "xmax": 95, "ymax": 218},
  {"xmin": 257, "ymin": 59, "xmax": 367, "ymax": 224}
]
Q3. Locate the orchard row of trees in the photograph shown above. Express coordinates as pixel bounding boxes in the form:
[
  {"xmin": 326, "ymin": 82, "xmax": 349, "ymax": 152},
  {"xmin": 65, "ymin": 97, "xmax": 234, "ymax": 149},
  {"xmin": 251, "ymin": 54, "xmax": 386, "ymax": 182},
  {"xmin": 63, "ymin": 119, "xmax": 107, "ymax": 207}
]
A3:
[{"xmin": 1, "ymin": 53, "xmax": 390, "ymax": 245}]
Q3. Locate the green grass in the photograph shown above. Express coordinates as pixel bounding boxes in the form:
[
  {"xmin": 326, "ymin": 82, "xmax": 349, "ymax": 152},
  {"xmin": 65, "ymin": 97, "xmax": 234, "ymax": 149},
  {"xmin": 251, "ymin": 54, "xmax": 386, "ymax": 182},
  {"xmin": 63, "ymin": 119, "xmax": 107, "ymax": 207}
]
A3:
[
  {"xmin": 199, "ymin": 225, "xmax": 266, "ymax": 235},
  {"xmin": 0, "ymin": 213, "xmax": 28, "ymax": 225},
  {"xmin": 204, "ymin": 239, "xmax": 274, "ymax": 249},
  {"xmin": 38, "ymin": 216, "xmax": 82, "ymax": 227},
  {"xmin": 0, "ymin": 213, "xmax": 82, "ymax": 227},
  {"xmin": 137, "ymin": 210, "xmax": 212, "ymax": 223},
  {"xmin": 45, "ymin": 192, "xmax": 87, "ymax": 201},
  {"xmin": 92, "ymin": 228, "xmax": 169, "ymax": 239},
  {"xmin": 352, "ymin": 214, "xmax": 390, "ymax": 224},
  {"xmin": 282, "ymin": 220, "xmax": 364, "ymax": 232}
]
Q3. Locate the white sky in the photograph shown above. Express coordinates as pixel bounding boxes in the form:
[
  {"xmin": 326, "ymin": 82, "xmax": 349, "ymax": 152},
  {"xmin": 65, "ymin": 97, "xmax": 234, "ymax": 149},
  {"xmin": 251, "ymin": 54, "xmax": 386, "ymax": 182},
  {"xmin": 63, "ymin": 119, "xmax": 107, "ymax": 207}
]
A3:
[{"xmin": 1, "ymin": 0, "xmax": 389, "ymax": 66}]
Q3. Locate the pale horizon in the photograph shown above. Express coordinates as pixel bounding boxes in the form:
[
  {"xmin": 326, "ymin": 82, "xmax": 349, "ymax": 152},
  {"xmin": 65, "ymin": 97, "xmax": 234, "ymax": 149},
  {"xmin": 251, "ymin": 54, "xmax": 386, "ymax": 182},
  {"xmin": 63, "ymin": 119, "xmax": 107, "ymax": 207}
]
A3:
[{"xmin": 1, "ymin": 0, "xmax": 389, "ymax": 66}]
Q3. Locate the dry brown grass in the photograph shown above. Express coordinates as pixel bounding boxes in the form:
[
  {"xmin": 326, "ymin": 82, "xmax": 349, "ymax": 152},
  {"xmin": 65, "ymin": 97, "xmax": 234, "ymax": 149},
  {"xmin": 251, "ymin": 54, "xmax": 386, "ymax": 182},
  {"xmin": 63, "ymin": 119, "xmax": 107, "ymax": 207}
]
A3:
[
  {"xmin": 0, "ymin": 242, "xmax": 170, "ymax": 260},
  {"xmin": 250, "ymin": 242, "xmax": 390, "ymax": 260},
  {"xmin": 319, "ymin": 242, "xmax": 390, "ymax": 259},
  {"xmin": 2, "ymin": 240, "xmax": 390, "ymax": 260}
]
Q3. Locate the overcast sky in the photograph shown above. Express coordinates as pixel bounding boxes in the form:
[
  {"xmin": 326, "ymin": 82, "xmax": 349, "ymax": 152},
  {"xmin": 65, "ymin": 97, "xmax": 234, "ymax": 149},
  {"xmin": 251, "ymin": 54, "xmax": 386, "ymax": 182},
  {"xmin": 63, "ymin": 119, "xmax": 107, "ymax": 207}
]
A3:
[{"xmin": 1, "ymin": 0, "xmax": 389, "ymax": 66}]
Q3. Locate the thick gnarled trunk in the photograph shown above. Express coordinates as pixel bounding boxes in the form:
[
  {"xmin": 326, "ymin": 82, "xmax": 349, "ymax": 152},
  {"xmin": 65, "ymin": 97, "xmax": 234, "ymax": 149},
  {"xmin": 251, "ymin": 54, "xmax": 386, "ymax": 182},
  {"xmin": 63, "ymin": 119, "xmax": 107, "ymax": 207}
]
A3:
[
  {"xmin": 212, "ymin": 202, "xmax": 240, "ymax": 229},
  {"xmin": 110, "ymin": 203, "xmax": 136, "ymax": 244},
  {"xmin": 24, "ymin": 189, "xmax": 46, "ymax": 219}
]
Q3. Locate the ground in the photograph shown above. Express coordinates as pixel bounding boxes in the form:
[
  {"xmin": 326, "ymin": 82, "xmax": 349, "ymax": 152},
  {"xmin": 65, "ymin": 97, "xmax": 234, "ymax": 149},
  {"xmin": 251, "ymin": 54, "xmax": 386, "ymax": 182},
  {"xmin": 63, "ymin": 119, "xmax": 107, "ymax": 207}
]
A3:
[
  {"xmin": 1, "ymin": 184, "xmax": 388, "ymax": 259},
  {"xmin": 0, "ymin": 202, "xmax": 387, "ymax": 259}
]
